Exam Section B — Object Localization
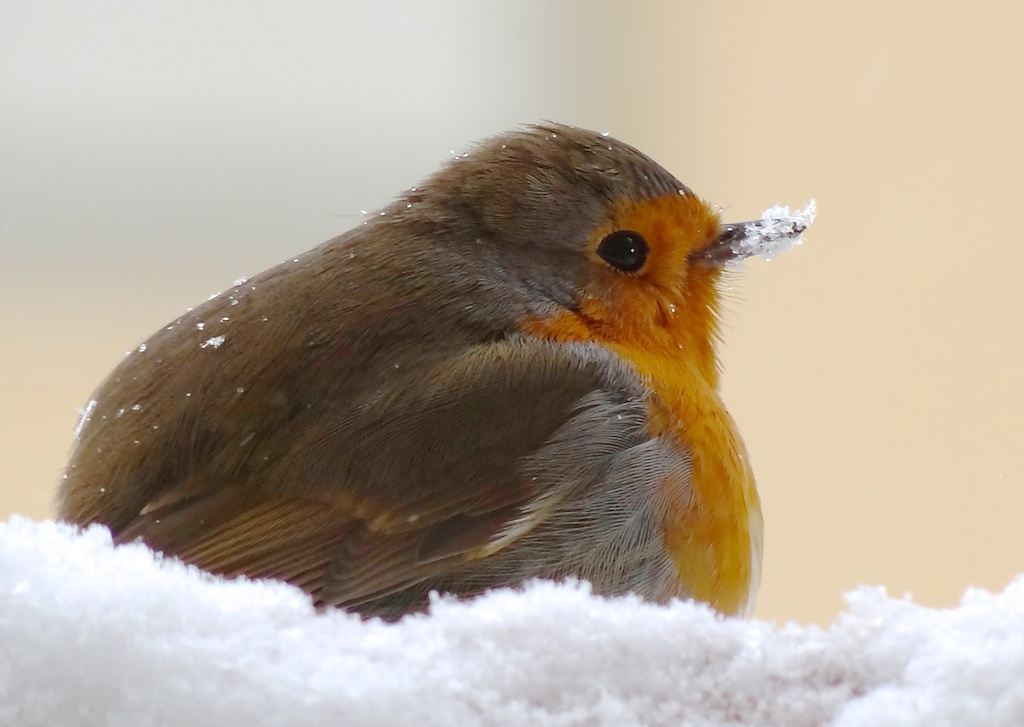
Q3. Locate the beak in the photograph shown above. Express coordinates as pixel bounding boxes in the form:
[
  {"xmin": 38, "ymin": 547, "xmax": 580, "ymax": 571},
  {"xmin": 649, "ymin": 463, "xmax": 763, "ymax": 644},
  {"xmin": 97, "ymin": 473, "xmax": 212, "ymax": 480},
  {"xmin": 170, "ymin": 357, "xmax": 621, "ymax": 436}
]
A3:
[{"xmin": 692, "ymin": 201, "xmax": 816, "ymax": 267}]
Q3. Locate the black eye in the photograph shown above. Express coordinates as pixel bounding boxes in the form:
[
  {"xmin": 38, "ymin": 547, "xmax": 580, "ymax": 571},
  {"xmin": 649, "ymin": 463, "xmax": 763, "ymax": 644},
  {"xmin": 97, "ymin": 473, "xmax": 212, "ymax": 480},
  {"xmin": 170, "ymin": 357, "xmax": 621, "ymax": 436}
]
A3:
[{"xmin": 597, "ymin": 231, "xmax": 648, "ymax": 273}]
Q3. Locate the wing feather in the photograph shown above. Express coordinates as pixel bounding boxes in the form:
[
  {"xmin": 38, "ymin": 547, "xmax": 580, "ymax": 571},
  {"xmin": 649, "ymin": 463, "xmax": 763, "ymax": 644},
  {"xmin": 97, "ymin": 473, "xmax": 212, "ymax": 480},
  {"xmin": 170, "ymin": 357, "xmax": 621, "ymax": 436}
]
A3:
[{"xmin": 85, "ymin": 337, "xmax": 692, "ymax": 616}]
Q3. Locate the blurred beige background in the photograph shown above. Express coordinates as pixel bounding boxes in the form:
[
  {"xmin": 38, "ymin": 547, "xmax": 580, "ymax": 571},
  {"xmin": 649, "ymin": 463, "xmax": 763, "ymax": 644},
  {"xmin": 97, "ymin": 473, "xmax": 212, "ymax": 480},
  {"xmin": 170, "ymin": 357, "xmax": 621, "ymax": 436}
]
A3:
[{"xmin": 2, "ymin": 1, "xmax": 1021, "ymax": 626}]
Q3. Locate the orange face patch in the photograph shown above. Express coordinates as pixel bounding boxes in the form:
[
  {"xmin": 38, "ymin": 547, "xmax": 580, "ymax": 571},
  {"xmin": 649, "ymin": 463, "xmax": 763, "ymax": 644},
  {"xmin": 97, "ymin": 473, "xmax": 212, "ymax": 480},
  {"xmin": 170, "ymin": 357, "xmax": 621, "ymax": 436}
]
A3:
[{"xmin": 529, "ymin": 192, "xmax": 726, "ymax": 386}]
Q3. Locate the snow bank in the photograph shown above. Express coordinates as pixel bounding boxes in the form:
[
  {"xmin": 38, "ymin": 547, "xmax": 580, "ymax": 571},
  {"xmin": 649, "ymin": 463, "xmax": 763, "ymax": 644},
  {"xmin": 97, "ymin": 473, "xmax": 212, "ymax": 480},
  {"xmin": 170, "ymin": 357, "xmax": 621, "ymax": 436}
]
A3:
[{"xmin": 2, "ymin": 517, "xmax": 1022, "ymax": 727}]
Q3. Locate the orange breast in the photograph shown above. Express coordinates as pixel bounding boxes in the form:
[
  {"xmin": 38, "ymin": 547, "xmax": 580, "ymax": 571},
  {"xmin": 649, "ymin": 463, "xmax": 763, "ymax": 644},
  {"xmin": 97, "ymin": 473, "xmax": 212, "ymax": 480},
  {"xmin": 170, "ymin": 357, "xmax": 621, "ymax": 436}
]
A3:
[
  {"xmin": 625, "ymin": 348, "xmax": 762, "ymax": 616},
  {"xmin": 522, "ymin": 314, "xmax": 762, "ymax": 616}
]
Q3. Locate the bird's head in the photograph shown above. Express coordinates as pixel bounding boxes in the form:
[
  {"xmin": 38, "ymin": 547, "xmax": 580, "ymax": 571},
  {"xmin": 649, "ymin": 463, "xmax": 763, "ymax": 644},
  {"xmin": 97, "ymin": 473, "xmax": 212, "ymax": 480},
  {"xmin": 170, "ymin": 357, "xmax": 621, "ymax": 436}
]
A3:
[{"xmin": 378, "ymin": 123, "xmax": 809, "ymax": 386}]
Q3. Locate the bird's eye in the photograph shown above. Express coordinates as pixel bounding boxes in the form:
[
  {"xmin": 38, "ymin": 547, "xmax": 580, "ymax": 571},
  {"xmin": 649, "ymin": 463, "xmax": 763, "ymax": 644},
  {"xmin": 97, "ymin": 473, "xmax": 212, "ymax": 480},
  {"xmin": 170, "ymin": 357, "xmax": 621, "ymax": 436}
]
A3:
[{"xmin": 597, "ymin": 231, "xmax": 648, "ymax": 273}]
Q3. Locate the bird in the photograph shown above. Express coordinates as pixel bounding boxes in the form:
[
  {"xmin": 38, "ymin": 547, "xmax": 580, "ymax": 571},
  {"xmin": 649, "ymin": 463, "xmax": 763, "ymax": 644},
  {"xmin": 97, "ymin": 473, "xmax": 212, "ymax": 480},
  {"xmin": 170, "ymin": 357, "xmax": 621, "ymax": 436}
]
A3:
[{"xmin": 58, "ymin": 123, "xmax": 806, "ymax": 620}]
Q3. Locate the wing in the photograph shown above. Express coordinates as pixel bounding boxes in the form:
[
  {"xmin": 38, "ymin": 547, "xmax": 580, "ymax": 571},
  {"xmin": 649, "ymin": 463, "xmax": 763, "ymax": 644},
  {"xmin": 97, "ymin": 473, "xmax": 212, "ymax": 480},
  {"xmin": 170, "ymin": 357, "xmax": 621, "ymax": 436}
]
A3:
[{"xmin": 64, "ymin": 335, "xmax": 693, "ymax": 618}]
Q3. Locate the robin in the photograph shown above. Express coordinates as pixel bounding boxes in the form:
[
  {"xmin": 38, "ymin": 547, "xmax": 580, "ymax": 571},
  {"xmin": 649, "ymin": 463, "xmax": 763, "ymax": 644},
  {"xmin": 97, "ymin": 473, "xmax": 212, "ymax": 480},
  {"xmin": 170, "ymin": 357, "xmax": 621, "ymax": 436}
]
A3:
[{"xmin": 58, "ymin": 123, "xmax": 810, "ymax": 620}]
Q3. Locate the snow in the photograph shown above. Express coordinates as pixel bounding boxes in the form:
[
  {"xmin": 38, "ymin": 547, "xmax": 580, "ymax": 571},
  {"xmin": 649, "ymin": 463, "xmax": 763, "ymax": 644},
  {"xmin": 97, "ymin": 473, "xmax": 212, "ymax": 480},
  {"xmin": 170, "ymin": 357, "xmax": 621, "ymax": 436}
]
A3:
[
  {"xmin": 2, "ymin": 517, "xmax": 1023, "ymax": 727},
  {"xmin": 734, "ymin": 200, "xmax": 818, "ymax": 261},
  {"xmin": 73, "ymin": 399, "xmax": 97, "ymax": 440},
  {"xmin": 200, "ymin": 335, "xmax": 226, "ymax": 349}
]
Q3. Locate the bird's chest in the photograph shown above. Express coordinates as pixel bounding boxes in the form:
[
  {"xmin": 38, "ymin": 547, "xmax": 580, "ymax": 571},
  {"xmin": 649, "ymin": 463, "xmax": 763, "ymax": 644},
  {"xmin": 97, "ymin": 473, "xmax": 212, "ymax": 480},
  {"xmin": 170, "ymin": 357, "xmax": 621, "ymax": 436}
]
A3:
[{"xmin": 615, "ymin": 350, "xmax": 764, "ymax": 617}]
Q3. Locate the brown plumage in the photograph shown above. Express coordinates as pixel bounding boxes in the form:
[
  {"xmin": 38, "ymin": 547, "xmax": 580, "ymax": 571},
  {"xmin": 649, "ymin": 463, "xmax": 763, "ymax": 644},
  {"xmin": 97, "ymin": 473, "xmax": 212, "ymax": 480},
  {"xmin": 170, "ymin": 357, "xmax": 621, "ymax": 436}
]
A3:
[{"xmin": 58, "ymin": 123, "xmax": 792, "ymax": 619}]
